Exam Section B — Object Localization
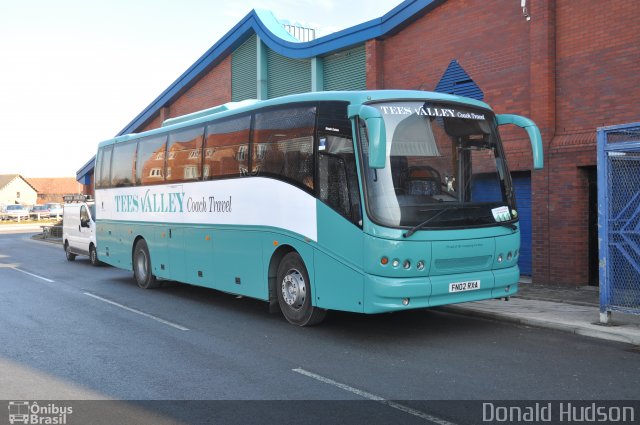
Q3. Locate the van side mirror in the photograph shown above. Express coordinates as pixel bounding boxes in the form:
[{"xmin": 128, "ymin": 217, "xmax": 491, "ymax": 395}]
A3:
[
  {"xmin": 81, "ymin": 218, "xmax": 90, "ymax": 228},
  {"xmin": 348, "ymin": 105, "xmax": 387, "ymax": 169},
  {"xmin": 496, "ymin": 114, "xmax": 544, "ymax": 169}
]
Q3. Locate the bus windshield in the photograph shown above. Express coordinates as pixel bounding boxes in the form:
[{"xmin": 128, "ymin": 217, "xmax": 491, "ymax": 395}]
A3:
[{"xmin": 360, "ymin": 101, "xmax": 516, "ymax": 230}]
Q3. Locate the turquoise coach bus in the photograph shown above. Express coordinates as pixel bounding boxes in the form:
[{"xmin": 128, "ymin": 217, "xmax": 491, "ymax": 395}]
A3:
[{"xmin": 93, "ymin": 90, "xmax": 543, "ymax": 326}]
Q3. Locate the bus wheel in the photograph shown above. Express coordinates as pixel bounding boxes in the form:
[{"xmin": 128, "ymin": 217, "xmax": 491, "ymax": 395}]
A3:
[
  {"xmin": 276, "ymin": 252, "xmax": 326, "ymax": 326},
  {"xmin": 64, "ymin": 241, "xmax": 76, "ymax": 261},
  {"xmin": 89, "ymin": 244, "xmax": 99, "ymax": 267},
  {"xmin": 133, "ymin": 239, "xmax": 159, "ymax": 289}
]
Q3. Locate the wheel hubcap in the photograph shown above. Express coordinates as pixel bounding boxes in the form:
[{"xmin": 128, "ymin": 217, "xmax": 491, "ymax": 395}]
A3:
[
  {"xmin": 136, "ymin": 251, "xmax": 148, "ymax": 281},
  {"xmin": 281, "ymin": 269, "xmax": 306, "ymax": 310}
]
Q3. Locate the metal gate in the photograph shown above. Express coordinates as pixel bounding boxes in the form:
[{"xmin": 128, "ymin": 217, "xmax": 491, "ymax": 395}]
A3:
[{"xmin": 598, "ymin": 122, "xmax": 640, "ymax": 322}]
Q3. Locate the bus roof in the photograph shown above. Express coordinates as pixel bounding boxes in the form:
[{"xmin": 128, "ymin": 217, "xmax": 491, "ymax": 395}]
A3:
[{"xmin": 97, "ymin": 90, "xmax": 492, "ymax": 148}]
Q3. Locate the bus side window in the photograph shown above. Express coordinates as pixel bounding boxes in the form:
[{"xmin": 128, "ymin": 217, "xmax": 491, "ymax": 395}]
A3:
[
  {"xmin": 136, "ymin": 135, "xmax": 167, "ymax": 185},
  {"xmin": 205, "ymin": 115, "xmax": 251, "ymax": 179},
  {"xmin": 253, "ymin": 106, "xmax": 315, "ymax": 190},
  {"xmin": 110, "ymin": 140, "xmax": 138, "ymax": 187},
  {"xmin": 318, "ymin": 134, "xmax": 362, "ymax": 226},
  {"xmin": 95, "ymin": 146, "xmax": 113, "ymax": 189},
  {"xmin": 166, "ymin": 126, "xmax": 204, "ymax": 183}
]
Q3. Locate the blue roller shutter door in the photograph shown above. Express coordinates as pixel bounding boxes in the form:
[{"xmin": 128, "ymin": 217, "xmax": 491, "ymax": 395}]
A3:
[{"xmin": 471, "ymin": 172, "xmax": 532, "ymax": 275}]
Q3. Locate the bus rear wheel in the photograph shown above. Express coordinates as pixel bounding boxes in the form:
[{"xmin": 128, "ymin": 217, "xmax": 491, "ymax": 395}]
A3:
[
  {"xmin": 276, "ymin": 252, "xmax": 326, "ymax": 326},
  {"xmin": 133, "ymin": 239, "xmax": 159, "ymax": 289}
]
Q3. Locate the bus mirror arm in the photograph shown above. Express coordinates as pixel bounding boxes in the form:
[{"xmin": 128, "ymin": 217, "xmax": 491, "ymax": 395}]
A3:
[
  {"xmin": 349, "ymin": 105, "xmax": 387, "ymax": 169},
  {"xmin": 496, "ymin": 114, "xmax": 544, "ymax": 170}
]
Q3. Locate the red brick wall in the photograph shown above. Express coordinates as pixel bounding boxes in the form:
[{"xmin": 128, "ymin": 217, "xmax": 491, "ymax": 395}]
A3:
[
  {"xmin": 556, "ymin": 0, "xmax": 640, "ymax": 134},
  {"xmin": 168, "ymin": 57, "xmax": 232, "ymax": 119},
  {"xmin": 538, "ymin": 0, "xmax": 640, "ymax": 284},
  {"xmin": 138, "ymin": 57, "xmax": 232, "ymax": 133},
  {"xmin": 372, "ymin": 0, "xmax": 640, "ymax": 285}
]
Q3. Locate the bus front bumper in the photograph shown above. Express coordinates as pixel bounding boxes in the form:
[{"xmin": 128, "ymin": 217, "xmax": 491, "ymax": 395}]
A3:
[{"xmin": 363, "ymin": 266, "xmax": 519, "ymax": 314}]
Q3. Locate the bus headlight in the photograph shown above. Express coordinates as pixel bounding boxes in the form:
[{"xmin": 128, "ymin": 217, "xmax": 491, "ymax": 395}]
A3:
[
  {"xmin": 416, "ymin": 260, "xmax": 425, "ymax": 271},
  {"xmin": 403, "ymin": 260, "xmax": 411, "ymax": 269},
  {"xmin": 392, "ymin": 259, "xmax": 400, "ymax": 268}
]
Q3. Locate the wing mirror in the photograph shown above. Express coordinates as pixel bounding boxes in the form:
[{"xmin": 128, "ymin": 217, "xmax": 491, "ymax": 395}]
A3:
[
  {"xmin": 349, "ymin": 105, "xmax": 387, "ymax": 169},
  {"xmin": 496, "ymin": 114, "xmax": 544, "ymax": 169}
]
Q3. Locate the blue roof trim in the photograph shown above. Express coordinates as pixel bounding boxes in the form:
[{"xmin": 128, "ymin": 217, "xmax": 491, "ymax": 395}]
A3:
[
  {"xmin": 76, "ymin": 155, "xmax": 95, "ymax": 183},
  {"xmin": 117, "ymin": 0, "xmax": 445, "ymax": 136}
]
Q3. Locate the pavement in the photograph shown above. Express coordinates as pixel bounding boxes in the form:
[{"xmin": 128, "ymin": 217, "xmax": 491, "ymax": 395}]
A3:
[
  {"xmin": 15, "ymin": 224, "xmax": 640, "ymax": 346},
  {"xmin": 443, "ymin": 278, "xmax": 640, "ymax": 346}
]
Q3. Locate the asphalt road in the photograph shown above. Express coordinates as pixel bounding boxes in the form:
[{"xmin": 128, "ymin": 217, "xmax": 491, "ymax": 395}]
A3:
[{"xmin": 1, "ymin": 230, "xmax": 639, "ymax": 424}]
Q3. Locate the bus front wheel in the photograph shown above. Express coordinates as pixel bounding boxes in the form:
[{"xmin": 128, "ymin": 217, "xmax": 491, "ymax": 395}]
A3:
[
  {"xmin": 276, "ymin": 252, "xmax": 326, "ymax": 326},
  {"xmin": 133, "ymin": 239, "xmax": 159, "ymax": 289}
]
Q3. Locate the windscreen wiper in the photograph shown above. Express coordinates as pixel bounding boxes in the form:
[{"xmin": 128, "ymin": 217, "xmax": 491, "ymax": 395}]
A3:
[
  {"xmin": 497, "ymin": 222, "xmax": 517, "ymax": 231},
  {"xmin": 403, "ymin": 205, "xmax": 461, "ymax": 238}
]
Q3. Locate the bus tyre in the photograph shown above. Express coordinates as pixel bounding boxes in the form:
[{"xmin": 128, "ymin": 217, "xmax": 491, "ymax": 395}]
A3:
[
  {"xmin": 89, "ymin": 244, "xmax": 99, "ymax": 267},
  {"xmin": 276, "ymin": 252, "xmax": 326, "ymax": 326},
  {"xmin": 64, "ymin": 241, "xmax": 76, "ymax": 261},
  {"xmin": 133, "ymin": 239, "xmax": 159, "ymax": 289}
]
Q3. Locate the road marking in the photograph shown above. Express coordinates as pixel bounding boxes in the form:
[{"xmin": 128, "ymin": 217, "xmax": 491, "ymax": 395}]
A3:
[
  {"xmin": 9, "ymin": 266, "xmax": 55, "ymax": 283},
  {"xmin": 292, "ymin": 368, "xmax": 458, "ymax": 425},
  {"xmin": 84, "ymin": 292, "xmax": 189, "ymax": 331}
]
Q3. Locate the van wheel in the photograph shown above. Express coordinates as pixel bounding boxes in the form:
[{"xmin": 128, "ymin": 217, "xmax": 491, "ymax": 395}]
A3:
[
  {"xmin": 64, "ymin": 241, "xmax": 76, "ymax": 261},
  {"xmin": 89, "ymin": 244, "xmax": 100, "ymax": 266},
  {"xmin": 276, "ymin": 252, "xmax": 326, "ymax": 326},
  {"xmin": 133, "ymin": 239, "xmax": 159, "ymax": 289}
]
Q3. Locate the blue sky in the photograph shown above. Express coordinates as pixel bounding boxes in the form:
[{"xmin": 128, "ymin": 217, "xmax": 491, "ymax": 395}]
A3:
[{"xmin": 0, "ymin": 0, "xmax": 402, "ymax": 177}]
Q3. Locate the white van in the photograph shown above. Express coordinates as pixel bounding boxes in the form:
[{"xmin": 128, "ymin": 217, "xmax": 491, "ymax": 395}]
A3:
[{"xmin": 62, "ymin": 196, "xmax": 99, "ymax": 266}]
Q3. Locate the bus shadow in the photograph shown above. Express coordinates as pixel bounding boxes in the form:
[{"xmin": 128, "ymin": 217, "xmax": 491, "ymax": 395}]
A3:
[{"xmin": 95, "ymin": 271, "xmax": 504, "ymax": 344}]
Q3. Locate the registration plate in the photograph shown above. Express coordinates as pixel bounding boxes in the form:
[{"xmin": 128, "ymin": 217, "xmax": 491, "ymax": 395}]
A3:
[{"xmin": 449, "ymin": 280, "xmax": 481, "ymax": 293}]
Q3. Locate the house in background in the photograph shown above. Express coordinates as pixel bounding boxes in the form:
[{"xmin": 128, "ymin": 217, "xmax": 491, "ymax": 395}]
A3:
[
  {"xmin": 27, "ymin": 178, "xmax": 83, "ymax": 204},
  {"xmin": 0, "ymin": 174, "xmax": 38, "ymax": 206}
]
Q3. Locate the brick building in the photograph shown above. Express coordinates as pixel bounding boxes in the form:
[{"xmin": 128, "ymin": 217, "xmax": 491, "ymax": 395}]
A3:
[
  {"xmin": 27, "ymin": 177, "xmax": 83, "ymax": 204},
  {"xmin": 76, "ymin": 0, "xmax": 640, "ymax": 286}
]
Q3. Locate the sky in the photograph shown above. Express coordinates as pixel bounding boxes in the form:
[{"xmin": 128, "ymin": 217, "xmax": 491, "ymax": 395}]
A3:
[{"xmin": 0, "ymin": 0, "xmax": 403, "ymax": 178}]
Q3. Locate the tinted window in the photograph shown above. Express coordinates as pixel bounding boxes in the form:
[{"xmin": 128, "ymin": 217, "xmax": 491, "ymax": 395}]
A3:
[
  {"xmin": 136, "ymin": 135, "xmax": 167, "ymax": 185},
  {"xmin": 253, "ymin": 106, "xmax": 315, "ymax": 189},
  {"xmin": 204, "ymin": 115, "xmax": 251, "ymax": 179},
  {"xmin": 95, "ymin": 146, "xmax": 113, "ymax": 189},
  {"xmin": 167, "ymin": 126, "xmax": 204, "ymax": 183},
  {"xmin": 318, "ymin": 135, "xmax": 361, "ymax": 224},
  {"xmin": 110, "ymin": 140, "xmax": 137, "ymax": 187}
]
